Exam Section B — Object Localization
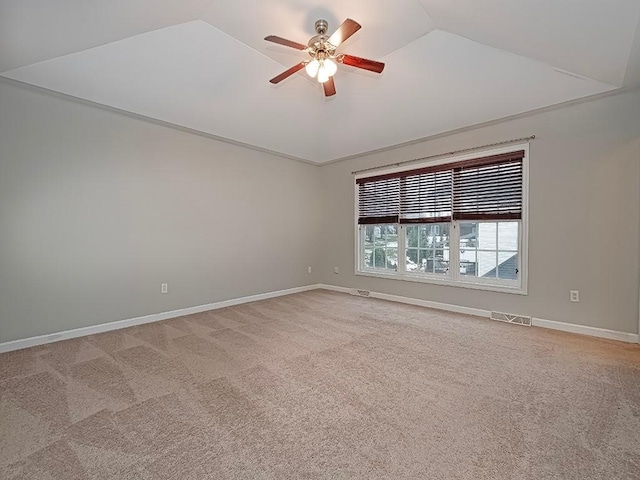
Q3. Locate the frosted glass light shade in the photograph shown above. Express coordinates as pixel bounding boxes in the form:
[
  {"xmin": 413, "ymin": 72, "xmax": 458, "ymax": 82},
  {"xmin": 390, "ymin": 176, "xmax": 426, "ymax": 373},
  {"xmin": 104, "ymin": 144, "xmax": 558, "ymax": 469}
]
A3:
[
  {"xmin": 317, "ymin": 67, "xmax": 330, "ymax": 83},
  {"xmin": 305, "ymin": 59, "xmax": 319, "ymax": 77},
  {"xmin": 323, "ymin": 58, "xmax": 337, "ymax": 76}
]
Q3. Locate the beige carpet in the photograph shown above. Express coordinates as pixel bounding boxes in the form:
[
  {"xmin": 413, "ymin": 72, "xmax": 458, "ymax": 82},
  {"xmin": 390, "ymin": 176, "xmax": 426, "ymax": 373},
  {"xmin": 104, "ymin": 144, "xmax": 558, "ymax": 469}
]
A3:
[{"xmin": 1, "ymin": 290, "xmax": 639, "ymax": 479}]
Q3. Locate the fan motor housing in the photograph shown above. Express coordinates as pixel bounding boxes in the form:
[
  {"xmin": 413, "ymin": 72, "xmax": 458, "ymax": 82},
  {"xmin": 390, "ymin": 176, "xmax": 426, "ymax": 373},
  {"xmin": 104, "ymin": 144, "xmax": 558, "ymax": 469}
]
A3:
[
  {"xmin": 309, "ymin": 20, "xmax": 332, "ymax": 52},
  {"xmin": 314, "ymin": 19, "xmax": 328, "ymax": 35}
]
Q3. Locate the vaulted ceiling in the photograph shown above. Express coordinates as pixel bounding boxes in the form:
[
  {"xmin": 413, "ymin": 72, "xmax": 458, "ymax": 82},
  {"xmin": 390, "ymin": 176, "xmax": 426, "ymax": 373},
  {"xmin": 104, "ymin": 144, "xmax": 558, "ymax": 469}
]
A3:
[{"xmin": 2, "ymin": 0, "xmax": 640, "ymax": 163}]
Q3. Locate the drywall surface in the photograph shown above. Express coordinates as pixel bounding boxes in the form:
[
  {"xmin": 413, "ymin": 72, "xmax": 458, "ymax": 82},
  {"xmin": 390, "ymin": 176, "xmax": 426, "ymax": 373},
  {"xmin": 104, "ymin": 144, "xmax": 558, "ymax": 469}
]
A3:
[
  {"xmin": 0, "ymin": 81, "xmax": 322, "ymax": 342},
  {"xmin": 319, "ymin": 89, "xmax": 640, "ymax": 335}
]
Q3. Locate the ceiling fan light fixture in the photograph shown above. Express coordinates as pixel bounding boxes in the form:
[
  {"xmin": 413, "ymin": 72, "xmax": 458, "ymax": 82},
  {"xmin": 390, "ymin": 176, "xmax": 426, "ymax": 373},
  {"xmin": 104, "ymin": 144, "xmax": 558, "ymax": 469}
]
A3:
[
  {"xmin": 323, "ymin": 58, "xmax": 338, "ymax": 77},
  {"xmin": 265, "ymin": 18, "xmax": 385, "ymax": 96},
  {"xmin": 317, "ymin": 67, "xmax": 330, "ymax": 83},
  {"xmin": 305, "ymin": 59, "xmax": 319, "ymax": 78}
]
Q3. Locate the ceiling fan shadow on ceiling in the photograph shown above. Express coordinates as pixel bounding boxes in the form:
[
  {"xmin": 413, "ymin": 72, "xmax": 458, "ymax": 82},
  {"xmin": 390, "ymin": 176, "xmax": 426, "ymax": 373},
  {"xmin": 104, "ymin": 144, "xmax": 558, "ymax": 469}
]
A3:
[{"xmin": 265, "ymin": 18, "xmax": 385, "ymax": 97}]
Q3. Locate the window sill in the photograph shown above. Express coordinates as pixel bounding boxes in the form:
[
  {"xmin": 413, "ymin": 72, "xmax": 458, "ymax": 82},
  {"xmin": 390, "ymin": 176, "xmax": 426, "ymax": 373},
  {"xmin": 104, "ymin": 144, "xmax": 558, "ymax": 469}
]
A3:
[{"xmin": 355, "ymin": 269, "xmax": 527, "ymax": 295}]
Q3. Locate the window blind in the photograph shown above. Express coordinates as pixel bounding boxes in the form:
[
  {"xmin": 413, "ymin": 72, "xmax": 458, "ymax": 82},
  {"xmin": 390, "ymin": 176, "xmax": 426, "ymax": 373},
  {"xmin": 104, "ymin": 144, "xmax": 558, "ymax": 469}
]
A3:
[
  {"xmin": 357, "ymin": 177, "xmax": 400, "ymax": 224},
  {"xmin": 356, "ymin": 150, "xmax": 524, "ymax": 224},
  {"xmin": 399, "ymin": 170, "xmax": 452, "ymax": 223},
  {"xmin": 452, "ymin": 151, "xmax": 524, "ymax": 220}
]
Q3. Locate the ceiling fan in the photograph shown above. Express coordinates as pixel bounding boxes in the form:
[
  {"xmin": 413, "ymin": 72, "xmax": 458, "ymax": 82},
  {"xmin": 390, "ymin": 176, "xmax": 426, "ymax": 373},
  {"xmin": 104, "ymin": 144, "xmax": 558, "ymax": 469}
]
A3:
[{"xmin": 265, "ymin": 18, "xmax": 385, "ymax": 97}]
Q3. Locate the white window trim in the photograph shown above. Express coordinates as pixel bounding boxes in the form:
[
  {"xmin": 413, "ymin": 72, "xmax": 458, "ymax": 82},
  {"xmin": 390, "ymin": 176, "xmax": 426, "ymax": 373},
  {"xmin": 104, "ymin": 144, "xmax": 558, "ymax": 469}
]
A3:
[{"xmin": 354, "ymin": 143, "xmax": 529, "ymax": 296}]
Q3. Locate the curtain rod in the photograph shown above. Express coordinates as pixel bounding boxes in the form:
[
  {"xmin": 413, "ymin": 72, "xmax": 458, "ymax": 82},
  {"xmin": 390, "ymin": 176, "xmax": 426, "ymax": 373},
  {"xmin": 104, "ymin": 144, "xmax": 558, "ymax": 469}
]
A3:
[{"xmin": 351, "ymin": 135, "xmax": 536, "ymax": 175}]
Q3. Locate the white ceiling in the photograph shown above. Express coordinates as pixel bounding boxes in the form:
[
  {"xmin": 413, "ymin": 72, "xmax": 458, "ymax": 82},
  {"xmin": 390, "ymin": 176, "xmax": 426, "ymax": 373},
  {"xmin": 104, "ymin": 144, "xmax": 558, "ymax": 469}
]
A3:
[{"xmin": 1, "ymin": 0, "xmax": 639, "ymax": 163}]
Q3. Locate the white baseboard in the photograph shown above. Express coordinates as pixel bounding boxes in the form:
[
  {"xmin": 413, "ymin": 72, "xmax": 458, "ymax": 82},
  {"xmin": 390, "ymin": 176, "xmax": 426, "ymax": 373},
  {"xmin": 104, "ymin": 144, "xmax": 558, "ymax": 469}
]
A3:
[
  {"xmin": 318, "ymin": 284, "xmax": 490, "ymax": 318},
  {"xmin": 318, "ymin": 284, "xmax": 639, "ymax": 344},
  {"xmin": 530, "ymin": 317, "xmax": 638, "ymax": 343},
  {"xmin": 0, "ymin": 284, "xmax": 322, "ymax": 354},
  {"xmin": 2, "ymin": 283, "xmax": 637, "ymax": 353}
]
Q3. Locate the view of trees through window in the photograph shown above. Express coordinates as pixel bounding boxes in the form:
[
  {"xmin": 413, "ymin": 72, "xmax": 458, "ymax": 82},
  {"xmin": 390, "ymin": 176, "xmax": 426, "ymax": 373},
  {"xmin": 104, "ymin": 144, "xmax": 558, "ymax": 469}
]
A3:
[
  {"xmin": 362, "ymin": 221, "xmax": 519, "ymax": 281},
  {"xmin": 363, "ymin": 225, "xmax": 398, "ymax": 270},
  {"xmin": 406, "ymin": 224, "xmax": 450, "ymax": 274}
]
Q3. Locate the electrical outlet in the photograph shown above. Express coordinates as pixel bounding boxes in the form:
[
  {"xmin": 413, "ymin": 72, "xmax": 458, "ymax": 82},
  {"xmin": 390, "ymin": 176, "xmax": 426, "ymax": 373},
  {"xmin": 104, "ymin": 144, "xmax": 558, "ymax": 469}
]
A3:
[
  {"xmin": 307, "ymin": 266, "xmax": 312, "ymax": 274},
  {"xmin": 570, "ymin": 290, "xmax": 579, "ymax": 302},
  {"xmin": 161, "ymin": 283, "xmax": 168, "ymax": 294},
  {"xmin": 333, "ymin": 266, "xmax": 339, "ymax": 274}
]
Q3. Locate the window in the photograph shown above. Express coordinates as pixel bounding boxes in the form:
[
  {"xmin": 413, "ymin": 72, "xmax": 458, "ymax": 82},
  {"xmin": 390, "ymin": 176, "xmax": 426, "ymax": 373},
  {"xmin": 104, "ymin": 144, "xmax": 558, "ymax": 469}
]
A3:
[
  {"xmin": 356, "ymin": 146, "xmax": 528, "ymax": 294},
  {"xmin": 363, "ymin": 224, "xmax": 398, "ymax": 270},
  {"xmin": 406, "ymin": 224, "xmax": 450, "ymax": 274},
  {"xmin": 458, "ymin": 221, "xmax": 519, "ymax": 280}
]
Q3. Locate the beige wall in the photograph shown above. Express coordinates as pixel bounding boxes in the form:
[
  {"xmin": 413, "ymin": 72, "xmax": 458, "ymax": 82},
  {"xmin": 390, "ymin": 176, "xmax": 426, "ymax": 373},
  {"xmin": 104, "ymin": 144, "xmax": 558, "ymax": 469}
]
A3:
[
  {"xmin": 319, "ymin": 89, "xmax": 640, "ymax": 335},
  {"xmin": 0, "ymin": 81, "xmax": 322, "ymax": 343},
  {"xmin": 1, "ymin": 80, "xmax": 639, "ymax": 344}
]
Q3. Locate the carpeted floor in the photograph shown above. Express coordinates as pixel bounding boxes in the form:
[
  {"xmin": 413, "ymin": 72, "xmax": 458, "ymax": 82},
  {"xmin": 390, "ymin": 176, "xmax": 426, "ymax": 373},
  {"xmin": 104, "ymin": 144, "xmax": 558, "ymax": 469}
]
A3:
[{"xmin": 1, "ymin": 290, "xmax": 639, "ymax": 479}]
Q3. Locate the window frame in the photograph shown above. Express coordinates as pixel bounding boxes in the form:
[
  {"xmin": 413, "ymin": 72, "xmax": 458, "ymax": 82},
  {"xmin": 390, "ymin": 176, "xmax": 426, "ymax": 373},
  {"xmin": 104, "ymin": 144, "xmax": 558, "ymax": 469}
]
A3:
[{"xmin": 354, "ymin": 144, "xmax": 529, "ymax": 295}]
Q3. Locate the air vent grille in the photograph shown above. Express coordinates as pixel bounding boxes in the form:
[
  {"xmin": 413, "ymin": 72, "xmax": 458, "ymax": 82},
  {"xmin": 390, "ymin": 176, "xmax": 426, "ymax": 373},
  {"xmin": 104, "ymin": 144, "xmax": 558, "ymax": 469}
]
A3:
[
  {"xmin": 490, "ymin": 311, "xmax": 531, "ymax": 326},
  {"xmin": 351, "ymin": 289, "xmax": 370, "ymax": 297}
]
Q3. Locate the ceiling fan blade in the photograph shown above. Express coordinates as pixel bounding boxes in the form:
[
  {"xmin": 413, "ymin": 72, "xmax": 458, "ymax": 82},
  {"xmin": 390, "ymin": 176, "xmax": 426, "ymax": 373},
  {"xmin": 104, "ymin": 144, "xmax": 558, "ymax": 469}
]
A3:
[
  {"xmin": 341, "ymin": 54, "xmax": 385, "ymax": 74},
  {"xmin": 264, "ymin": 35, "xmax": 307, "ymax": 50},
  {"xmin": 269, "ymin": 62, "xmax": 306, "ymax": 84},
  {"xmin": 323, "ymin": 77, "xmax": 336, "ymax": 97},
  {"xmin": 328, "ymin": 18, "xmax": 361, "ymax": 47}
]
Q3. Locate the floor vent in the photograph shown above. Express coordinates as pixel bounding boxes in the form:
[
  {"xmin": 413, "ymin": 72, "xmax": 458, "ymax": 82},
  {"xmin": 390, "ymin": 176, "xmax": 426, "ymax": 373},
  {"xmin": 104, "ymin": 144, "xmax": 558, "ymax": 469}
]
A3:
[
  {"xmin": 352, "ymin": 289, "xmax": 371, "ymax": 297},
  {"xmin": 490, "ymin": 311, "xmax": 531, "ymax": 326}
]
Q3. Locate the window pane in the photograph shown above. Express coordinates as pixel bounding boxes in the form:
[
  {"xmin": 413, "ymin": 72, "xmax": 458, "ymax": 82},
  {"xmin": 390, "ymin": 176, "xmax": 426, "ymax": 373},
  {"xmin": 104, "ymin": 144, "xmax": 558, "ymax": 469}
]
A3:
[
  {"xmin": 406, "ymin": 224, "xmax": 452, "ymax": 248},
  {"xmin": 434, "ymin": 249, "xmax": 449, "ymax": 274},
  {"xmin": 425, "ymin": 224, "xmax": 438, "ymax": 245},
  {"xmin": 498, "ymin": 252, "xmax": 518, "ymax": 280},
  {"xmin": 363, "ymin": 224, "xmax": 399, "ymax": 270},
  {"xmin": 460, "ymin": 222, "xmax": 476, "ymax": 277},
  {"xmin": 364, "ymin": 249, "xmax": 373, "ymax": 268},
  {"xmin": 406, "ymin": 226, "xmax": 419, "ymax": 248},
  {"xmin": 458, "ymin": 222, "xmax": 519, "ymax": 280},
  {"xmin": 460, "ymin": 250, "xmax": 477, "ymax": 276},
  {"xmin": 433, "ymin": 225, "xmax": 450, "ymax": 248},
  {"xmin": 386, "ymin": 227, "xmax": 398, "ymax": 254},
  {"xmin": 373, "ymin": 248, "xmax": 386, "ymax": 268},
  {"xmin": 419, "ymin": 226, "xmax": 429, "ymax": 247},
  {"xmin": 386, "ymin": 248, "xmax": 398, "ymax": 270},
  {"xmin": 426, "ymin": 261, "xmax": 436, "ymax": 273},
  {"xmin": 406, "ymin": 248, "xmax": 418, "ymax": 271},
  {"xmin": 402, "ymin": 224, "xmax": 451, "ymax": 276},
  {"xmin": 478, "ymin": 222, "xmax": 497, "ymax": 250},
  {"xmin": 443, "ymin": 249, "xmax": 450, "ymax": 273},
  {"xmin": 498, "ymin": 222, "xmax": 519, "ymax": 251},
  {"xmin": 374, "ymin": 226, "xmax": 385, "ymax": 245},
  {"xmin": 478, "ymin": 251, "xmax": 497, "ymax": 278},
  {"xmin": 364, "ymin": 226, "xmax": 375, "ymax": 247},
  {"xmin": 460, "ymin": 223, "xmax": 477, "ymax": 249},
  {"xmin": 419, "ymin": 249, "xmax": 430, "ymax": 273}
]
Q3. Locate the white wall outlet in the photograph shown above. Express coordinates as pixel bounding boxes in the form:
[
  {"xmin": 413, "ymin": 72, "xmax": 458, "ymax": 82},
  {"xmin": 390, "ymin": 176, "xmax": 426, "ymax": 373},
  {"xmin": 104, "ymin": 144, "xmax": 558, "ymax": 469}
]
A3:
[
  {"xmin": 333, "ymin": 266, "xmax": 339, "ymax": 274},
  {"xmin": 307, "ymin": 266, "xmax": 312, "ymax": 274},
  {"xmin": 161, "ymin": 283, "xmax": 168, "ymax": 294},
  {"xmin": 570, "ymin": 290, "xmax": 579, "ymax": 302}
]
